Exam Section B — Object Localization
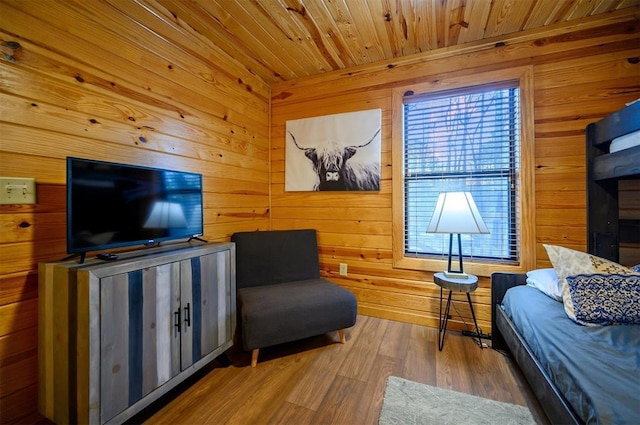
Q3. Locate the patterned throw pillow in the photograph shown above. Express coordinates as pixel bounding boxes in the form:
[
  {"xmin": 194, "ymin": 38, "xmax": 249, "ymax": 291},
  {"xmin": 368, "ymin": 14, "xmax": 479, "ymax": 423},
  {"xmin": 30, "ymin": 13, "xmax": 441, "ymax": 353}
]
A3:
[
  {"xmin": 566, "ymin": 274, "xmax": 640, "ymax": 325},
  {"xmin": 543, "ymin": 244, "xmax": 639, "ymax": 324}
]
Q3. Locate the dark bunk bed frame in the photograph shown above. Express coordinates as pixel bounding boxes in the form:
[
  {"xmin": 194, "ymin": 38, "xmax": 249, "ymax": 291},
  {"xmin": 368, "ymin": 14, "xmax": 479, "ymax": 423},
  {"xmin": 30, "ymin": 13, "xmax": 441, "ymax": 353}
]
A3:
[{"xmin": 491, "ymin": 101, "xmax": 640, "ymax": 425}]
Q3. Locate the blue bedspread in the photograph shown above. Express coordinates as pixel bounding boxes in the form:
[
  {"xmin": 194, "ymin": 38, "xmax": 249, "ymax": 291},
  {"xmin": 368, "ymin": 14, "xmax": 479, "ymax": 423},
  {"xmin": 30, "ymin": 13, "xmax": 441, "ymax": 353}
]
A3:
[{"xmin": 502, "ymin": 285, "xmax": 640, "ymax": 425}]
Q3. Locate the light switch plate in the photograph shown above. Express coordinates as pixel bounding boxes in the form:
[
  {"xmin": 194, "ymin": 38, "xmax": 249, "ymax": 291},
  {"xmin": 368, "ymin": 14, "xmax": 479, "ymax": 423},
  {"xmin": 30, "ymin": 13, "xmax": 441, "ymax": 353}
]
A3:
[
  {"xmin": 339, "ymin": 263, "xmax": 348, "ymax": 276},
  {"xmin": 0, "ymin": 177, "xmax": 36, "ymax": 204}
]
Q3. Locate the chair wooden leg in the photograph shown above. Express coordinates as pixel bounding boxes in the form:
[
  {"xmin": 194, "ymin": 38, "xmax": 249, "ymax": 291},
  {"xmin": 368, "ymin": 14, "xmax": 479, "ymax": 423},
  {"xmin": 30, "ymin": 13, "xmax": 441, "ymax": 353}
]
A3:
[
  {"xmin": 251, "ymin": 349, "xmax": 259, "ymax": 367},
  {"xmin": 338, "ymin": 329, "xmax": 346, "ymax": 344}
]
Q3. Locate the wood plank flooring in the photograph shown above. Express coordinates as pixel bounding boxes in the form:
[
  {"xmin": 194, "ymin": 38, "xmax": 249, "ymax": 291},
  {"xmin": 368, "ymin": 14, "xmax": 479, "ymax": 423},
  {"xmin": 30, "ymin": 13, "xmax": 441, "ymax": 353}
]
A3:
[{"xmin": 131, "ymin": 315, "xmax": 549, "ymax": 425}]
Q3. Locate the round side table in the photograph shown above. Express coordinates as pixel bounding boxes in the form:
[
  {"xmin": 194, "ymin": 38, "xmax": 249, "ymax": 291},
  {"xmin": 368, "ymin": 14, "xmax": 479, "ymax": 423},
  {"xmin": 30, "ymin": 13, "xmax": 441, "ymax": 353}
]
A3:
[{"xmin": 433, "ymin": 272, "xmax": 482, "ymax": 351}]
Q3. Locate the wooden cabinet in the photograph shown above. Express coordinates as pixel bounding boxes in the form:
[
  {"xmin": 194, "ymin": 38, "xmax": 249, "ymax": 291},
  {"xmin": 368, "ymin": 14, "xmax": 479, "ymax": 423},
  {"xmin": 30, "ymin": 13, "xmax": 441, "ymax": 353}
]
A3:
[{"xmin": 39, "ymin": 243, "xmax": 236, "ymax": 424}]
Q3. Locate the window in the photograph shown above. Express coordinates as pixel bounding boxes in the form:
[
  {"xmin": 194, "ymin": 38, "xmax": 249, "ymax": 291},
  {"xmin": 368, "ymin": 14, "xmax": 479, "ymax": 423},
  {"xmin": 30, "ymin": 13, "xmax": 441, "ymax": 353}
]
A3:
[
  {"xmin": 405, "ymin": 83, "xmax": 519, "ymax": 261},
  {"xmin": 392, "ymin": 68, "xmax": 535, "ymax": 276}
]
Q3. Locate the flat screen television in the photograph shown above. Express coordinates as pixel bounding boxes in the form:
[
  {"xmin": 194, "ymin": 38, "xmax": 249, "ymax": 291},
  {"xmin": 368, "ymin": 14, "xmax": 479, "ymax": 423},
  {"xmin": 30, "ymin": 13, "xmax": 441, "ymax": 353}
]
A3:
[{"xmin": 67, "ymin": 157, "xmax": 204, "ymax": 261}]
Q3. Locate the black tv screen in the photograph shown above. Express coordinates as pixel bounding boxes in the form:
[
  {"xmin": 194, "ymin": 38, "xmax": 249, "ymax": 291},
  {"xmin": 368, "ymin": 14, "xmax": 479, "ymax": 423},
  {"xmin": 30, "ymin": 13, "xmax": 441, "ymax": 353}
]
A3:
[{"xmin": 67, "ymin": 157, "xmax": 204, "ymax": 256}]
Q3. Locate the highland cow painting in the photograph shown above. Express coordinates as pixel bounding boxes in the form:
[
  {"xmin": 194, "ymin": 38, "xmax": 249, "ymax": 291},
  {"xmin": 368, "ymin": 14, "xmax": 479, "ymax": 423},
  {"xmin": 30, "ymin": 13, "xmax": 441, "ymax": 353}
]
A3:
[{"xmin": 285, "ymin": 109, "xmax": 382, "ymax": 192}]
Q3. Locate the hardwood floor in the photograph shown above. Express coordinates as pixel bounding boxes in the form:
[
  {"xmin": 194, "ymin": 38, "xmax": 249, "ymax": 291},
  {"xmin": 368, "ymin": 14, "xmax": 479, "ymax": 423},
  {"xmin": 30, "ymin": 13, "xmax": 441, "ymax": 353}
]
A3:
[{"xmin": 131, "ymin": 315, "xmax": 549, "ymax": 425}]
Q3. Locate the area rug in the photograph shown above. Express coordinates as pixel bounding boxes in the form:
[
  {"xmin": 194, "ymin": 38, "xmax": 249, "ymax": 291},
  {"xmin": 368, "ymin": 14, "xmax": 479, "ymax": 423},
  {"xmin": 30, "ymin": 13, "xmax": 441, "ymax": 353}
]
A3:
[{"xmin": 379, "ymin": 376, "xmax": 536, "ymax": 425}]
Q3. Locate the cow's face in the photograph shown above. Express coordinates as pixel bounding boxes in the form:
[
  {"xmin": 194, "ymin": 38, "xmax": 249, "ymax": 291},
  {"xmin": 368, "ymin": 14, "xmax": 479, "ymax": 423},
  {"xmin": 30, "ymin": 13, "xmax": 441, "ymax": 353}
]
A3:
[{"xmin": 304, "ymin": 146, "xmax": 357, "ymax": 190}]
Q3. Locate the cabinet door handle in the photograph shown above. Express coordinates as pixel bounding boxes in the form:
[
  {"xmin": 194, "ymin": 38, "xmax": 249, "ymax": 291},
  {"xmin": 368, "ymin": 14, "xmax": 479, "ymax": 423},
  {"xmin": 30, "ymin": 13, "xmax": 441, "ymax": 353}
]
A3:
[
  {"xmin": 174, "ymin": 309, "xmax": 181, "ymax": 333},
  {"xmin": 184, "ymin": 302, "xmax": 191, "ymax": 327}
]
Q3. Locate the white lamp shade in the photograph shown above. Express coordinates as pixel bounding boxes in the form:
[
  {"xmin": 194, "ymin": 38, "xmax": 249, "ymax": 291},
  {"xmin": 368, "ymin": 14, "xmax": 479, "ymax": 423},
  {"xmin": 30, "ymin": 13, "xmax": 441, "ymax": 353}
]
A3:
[{"xmin": 426, "ymin": 192, "xmax": 489, "ymax": 234}]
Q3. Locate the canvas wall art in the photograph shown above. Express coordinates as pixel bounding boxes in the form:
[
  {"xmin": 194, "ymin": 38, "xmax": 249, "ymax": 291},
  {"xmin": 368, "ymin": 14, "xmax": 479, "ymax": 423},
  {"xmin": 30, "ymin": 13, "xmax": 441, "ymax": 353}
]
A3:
[{"xmin": 285, "ymin": 108, "xmax": 382, "ymax": 192}]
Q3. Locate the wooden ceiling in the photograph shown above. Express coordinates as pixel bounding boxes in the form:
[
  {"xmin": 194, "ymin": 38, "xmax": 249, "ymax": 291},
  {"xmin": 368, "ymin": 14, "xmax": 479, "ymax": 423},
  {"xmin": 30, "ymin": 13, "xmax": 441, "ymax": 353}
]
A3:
[{"xmin": 151, "ymin": 0, "xmax": 639, "ymax": 84}]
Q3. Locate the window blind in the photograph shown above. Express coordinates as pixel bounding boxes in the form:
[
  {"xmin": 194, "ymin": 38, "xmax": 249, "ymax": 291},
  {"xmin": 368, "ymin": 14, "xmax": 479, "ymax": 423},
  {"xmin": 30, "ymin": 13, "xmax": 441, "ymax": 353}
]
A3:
[{"xmin": 403, "ymin": 83, "xmax": 520, "ymax": 263}]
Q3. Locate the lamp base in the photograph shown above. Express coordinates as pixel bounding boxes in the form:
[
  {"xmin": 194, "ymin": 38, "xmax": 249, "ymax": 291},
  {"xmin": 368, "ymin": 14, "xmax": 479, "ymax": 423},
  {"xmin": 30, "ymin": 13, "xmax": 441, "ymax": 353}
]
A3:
[{"xmin": 443, "ymin": 270, "xmax": 469, "ymax": 279}]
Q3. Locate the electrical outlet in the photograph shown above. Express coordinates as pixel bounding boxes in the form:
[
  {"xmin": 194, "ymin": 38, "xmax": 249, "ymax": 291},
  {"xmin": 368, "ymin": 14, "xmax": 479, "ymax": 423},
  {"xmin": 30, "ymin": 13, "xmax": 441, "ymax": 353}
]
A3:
[
  {"xmin": 0, "ymin": 177, "xmax": 36, "ymax": 204},
  {"xmin": 339, "ymin": 263, "xmax": 348, "ymax": 276}
]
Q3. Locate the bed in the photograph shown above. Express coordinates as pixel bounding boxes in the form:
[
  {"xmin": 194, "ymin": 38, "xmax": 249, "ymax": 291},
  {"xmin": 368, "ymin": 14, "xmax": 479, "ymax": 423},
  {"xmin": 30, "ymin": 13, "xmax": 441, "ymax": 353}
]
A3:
[{"xmin": 491, "ymin": 101, "xmax": 640, "ymax": 425}]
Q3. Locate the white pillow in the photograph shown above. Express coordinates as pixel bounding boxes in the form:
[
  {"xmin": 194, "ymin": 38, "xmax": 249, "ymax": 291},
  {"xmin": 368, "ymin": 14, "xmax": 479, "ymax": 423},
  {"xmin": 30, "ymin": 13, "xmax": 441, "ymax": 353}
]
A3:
[{"xmin": 526, "ymin": 268, "xmax": 562, "ymax": 301}]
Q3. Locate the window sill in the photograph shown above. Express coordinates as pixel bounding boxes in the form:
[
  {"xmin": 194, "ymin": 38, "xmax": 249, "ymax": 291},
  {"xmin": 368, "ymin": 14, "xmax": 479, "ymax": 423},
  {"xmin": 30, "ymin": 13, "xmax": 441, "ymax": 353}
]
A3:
[{"xmin": 393, "ymin": 255, "xmax": 531, "ymax": 278}]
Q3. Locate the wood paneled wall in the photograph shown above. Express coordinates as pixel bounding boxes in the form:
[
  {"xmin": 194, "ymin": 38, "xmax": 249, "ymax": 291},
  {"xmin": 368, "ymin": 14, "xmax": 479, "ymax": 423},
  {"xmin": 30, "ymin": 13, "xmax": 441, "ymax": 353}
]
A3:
[
  {"xmin": 1, "ymin": 2, "xmax": 639, "ymax": 423},
  {"xmin": 270, "ymin": 10, "xmax": 640, "ymax": 339},
  {"xmin": 0, "ymin": 2, "xmax": 269, "ymax": 422}
]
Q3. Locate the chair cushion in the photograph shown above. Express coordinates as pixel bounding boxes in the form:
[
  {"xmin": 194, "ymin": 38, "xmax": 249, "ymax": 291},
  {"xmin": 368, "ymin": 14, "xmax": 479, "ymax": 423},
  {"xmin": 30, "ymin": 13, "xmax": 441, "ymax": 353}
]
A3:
[{"xmin": 237, "ymin": 278, "xmax": 357, "ymax": 350}]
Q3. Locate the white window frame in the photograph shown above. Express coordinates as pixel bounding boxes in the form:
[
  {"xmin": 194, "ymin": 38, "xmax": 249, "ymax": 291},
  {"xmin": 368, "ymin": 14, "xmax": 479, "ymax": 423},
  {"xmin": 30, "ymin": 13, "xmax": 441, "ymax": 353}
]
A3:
[{"xmin": 392, "ymin": 67, "xmax": 536, "ymax": 277}]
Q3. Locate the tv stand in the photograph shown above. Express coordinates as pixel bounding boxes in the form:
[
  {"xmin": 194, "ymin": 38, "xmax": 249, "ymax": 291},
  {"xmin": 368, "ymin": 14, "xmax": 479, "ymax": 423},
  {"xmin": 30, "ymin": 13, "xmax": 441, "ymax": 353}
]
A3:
[{"xmin": 39, "ymin": 243, "xmax": 236, "ymax": 424}]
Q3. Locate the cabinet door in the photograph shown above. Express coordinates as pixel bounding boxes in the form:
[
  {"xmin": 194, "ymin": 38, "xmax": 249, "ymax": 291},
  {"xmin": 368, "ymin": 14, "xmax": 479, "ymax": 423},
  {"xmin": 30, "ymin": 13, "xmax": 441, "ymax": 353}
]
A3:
[
  {"xmin": 100, "ymin": 263, "xmax": 181, "ymax": 423},
  {"xmin": 180, "ymin": 250, "xmax": 232, "ymax": 370}
]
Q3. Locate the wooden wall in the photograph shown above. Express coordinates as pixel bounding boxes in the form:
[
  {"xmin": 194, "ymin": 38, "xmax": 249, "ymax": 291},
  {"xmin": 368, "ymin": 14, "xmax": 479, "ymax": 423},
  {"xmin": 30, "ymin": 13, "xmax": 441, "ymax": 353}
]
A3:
[
  {"xmin": 1, "ymin": 2, "xmax": 639, "ymax": 423},
  {"xmin": 270, "ymin": 10, "xmax": 640, "ymax": 337},
  {"xmin": 0, "ymin": 2, "xmax": 269, "ymax": 423}
]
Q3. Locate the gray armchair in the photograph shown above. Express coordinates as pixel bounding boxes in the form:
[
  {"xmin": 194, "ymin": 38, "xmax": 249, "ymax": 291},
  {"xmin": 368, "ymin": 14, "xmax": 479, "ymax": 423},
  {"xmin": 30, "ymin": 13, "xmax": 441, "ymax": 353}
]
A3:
[{"xmin": 231, "ymin": 229, "xmax": 357, "ymax": 366}]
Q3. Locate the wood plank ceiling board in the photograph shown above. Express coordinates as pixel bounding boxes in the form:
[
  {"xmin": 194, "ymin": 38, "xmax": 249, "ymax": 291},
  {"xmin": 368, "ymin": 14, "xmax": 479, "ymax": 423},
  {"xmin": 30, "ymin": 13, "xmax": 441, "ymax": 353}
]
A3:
[
  {"xmin": 382, "ymin": 0, "xmax": 441, "ymax": 54},
  {"xmin": 523, "ymin": 0, "xmax": 565, "ymax": 28},
  {"xmin": 375, "ymin": 0, "xmax": 406, "ymax": 57},
  {"xmin": 205, "ymin": 0, "xmax": 314, "ymax": 77},
  {"xmin": 484, "ymin": 0, "xmax": 535, "ymax": 38},
  {"xmin": 607, "ymin": 0, "xmax": 633, "ymax": 15},
  {"xmin": 214, "ymin": 0, "xmax": 326, "ymax": 75},
  {"xmin": 277, "ymin": 0, "xmax": 353, "ymax": 71},
  {"xmin": 399, "ymin": 0, "xmax": 434, "ymax": 53},
  {"xmin": 152, "ymin": 0, "xmax": 285, "ymax": 82},
  {"xmin": 113, "ymin": 0, "xmax": 639, "ymax": 85},
  {"xmin": 457, "ymin": 0, "xmax": 493, "ymax": 44},
  {"xmin": 411, "ymin": 0, "xmax": 439, "ymax": 52},
  {"xmin": 341, "ymin": 0, "xmax": 388, "ymax": 61},
  {"xmin": 324, "ymin": 0, "xmax": 385, "ymax": 65},
  {"xmin": 566, "ymin": 0, "xmax": 608, "ymax": 20},
  {"xmin": 256, "ymin": 0, "xmax": 343, "ymax": 72}
]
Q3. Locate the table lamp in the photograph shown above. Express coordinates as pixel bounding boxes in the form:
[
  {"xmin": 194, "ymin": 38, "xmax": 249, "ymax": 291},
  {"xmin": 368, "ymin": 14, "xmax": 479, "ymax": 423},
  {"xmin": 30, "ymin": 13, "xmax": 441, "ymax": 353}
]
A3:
[{"xmin": 426, "ymin": 191, "xmax": 489, "ymax": 278}]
